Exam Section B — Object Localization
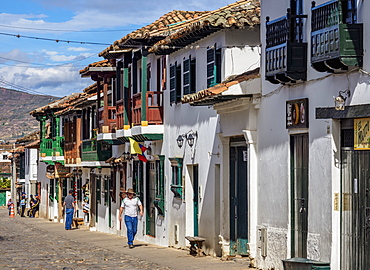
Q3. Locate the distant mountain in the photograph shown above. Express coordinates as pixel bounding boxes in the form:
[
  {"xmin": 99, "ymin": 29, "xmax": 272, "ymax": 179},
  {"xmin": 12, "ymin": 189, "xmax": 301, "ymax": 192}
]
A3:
[{"xmin": 0, "ymin": 88, "xmax": 59, "ymax": 141}]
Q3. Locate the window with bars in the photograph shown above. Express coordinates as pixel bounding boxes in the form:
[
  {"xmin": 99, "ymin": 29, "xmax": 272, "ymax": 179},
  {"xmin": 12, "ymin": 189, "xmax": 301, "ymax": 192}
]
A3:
[
  {"xmin": 207, "ymin": 45, "xmax": 222, "ymax": 88},
  {"xmin": 183, "ymin": 56, "xmax": 196, "ymax": 95}
]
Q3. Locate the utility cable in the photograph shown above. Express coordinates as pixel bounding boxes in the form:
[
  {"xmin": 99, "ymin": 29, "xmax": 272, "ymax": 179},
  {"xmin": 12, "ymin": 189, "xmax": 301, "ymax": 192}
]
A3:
[{"xmin": 0, "ymin": 32, "xmax": 111, "ymax": 46}]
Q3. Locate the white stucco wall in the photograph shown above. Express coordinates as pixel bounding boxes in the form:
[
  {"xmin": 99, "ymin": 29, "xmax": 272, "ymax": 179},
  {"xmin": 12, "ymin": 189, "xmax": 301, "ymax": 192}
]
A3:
[{"xmin": 258, "ymin": 1, "xmax": 370, "ymax": 269}]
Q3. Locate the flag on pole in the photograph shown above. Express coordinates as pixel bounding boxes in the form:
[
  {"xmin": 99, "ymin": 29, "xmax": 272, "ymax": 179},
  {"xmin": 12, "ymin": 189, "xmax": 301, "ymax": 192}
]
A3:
[
  {"xmin": 129, "ymin": 138, "xmax": 148, "ymax": 162},
  {"xmin": 129, "ymin": 138, "xmax": 142, "ymax": 154},
  {"xmin": 138, "ymin": 144, "xmax": 148, "ymax": 162}
]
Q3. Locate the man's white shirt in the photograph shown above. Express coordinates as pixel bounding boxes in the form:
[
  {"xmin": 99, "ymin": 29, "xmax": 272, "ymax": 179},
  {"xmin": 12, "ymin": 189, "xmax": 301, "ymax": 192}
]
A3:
[{"xmin": 121, "ymin": 197, "xmax": 142, "ymax": 217}]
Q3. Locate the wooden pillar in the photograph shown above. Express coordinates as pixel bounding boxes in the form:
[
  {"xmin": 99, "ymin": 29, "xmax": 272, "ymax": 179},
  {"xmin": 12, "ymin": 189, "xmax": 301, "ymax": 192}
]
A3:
[
  {"xmin": 141, "ymin": 48, "xmax": 148, "ymax": 126},
  {"xmin": 103, "ymin": 77, "xmax": 109, "ymax": 129},
  {"xmin": 76, "ymin": 113, "xmax": 82, "ymax": 164},
  {"xmin": 123, "ymin": 53, "xmax": 132, "ymax": 130},
  {"xmin": 96, "ymin": 79, "xmax": 102, "ymax": 131}
]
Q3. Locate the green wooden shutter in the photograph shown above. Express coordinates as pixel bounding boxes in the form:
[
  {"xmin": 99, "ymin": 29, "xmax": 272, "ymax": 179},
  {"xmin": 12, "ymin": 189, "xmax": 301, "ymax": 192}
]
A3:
[{"xmin": 207, "ymin": 47, "xmax": 216, "ymax": 87}]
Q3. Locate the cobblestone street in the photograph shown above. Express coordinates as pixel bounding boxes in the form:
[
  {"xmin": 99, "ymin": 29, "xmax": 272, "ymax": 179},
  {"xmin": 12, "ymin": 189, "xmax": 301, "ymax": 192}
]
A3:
[{"xmin": 0, "ymin": 208, "xmax": 252, "ymax": 270}]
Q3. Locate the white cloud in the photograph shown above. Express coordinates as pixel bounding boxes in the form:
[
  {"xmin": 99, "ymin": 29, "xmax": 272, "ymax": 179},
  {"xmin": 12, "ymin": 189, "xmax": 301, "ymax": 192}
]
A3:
[
  {"xmin": 68, "ymin": 47, "xmax": 90, "ymax": 52},
  {"xmin": 0, "ymin": 0, "xmax": 236, "ymax": 32},
  {"xmin": 0, "ymin": 64, "xmax": 91, "ymax": 97}
]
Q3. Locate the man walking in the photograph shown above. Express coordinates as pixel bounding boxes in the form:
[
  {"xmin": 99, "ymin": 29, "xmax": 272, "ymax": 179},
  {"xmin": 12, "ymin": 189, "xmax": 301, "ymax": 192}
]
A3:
[
  {"xmin": 63, "ymin": 190, "xmax": 75, "ymax": 230},
  {"xmin": 119, "ymin": 188, "xmax": 143, "ymax": 248}
]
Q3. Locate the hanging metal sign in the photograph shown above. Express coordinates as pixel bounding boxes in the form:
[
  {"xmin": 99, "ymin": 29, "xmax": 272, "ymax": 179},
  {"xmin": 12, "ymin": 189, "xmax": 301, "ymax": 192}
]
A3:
[
  {"xmin": 286, "ymin": 98, "xmax": 309, "ymax": 129},
  {"xmin": 354, "ymin": 118, "xmax": 370, "ymax": 150}
]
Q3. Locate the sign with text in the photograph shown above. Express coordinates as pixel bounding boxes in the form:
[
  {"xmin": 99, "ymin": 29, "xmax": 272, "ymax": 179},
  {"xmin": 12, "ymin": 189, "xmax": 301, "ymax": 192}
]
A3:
[
  {"xmin": 286, "ymin": 98, "xmax": 309, "ymax": 129},
  {"xmin": 354, "ymin": 118, "xmax": 370, "ymax": 150}
]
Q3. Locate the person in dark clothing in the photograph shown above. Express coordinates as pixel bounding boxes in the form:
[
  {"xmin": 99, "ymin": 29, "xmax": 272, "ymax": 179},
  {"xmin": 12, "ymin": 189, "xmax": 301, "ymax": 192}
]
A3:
[
  {"xmin": 30, "ymin": 195, "xmax": 40, "ymax": 218},
  {"xmin": 63, "ymin": 190, "xmax": 75, "ymax": 230},
  {"xmin": 27, "ymin": 195, "xmax": 35, "ymax": 217}
]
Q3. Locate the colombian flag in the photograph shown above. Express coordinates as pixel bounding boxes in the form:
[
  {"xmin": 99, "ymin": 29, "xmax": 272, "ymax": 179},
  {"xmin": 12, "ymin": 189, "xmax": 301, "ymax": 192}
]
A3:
[{"xmin": 129, "ymin": 138, "xmax": 148, "ymax": 162}]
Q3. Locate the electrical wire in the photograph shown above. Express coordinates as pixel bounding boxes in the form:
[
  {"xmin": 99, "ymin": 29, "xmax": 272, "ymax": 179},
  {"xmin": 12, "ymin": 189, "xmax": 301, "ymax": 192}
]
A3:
[
  {"xmin": 0, "ymin": 52, "xmax": 99, "ymax": 68},
  {"xmin": 0, "ymin": 78, "xmax": 46, "ymax": 95},
  {"xmin": 0, "ymin": 24, "xmax": 135, "ymax": 32},
  {"xmin": 0, "ymin": 32, "xmax": 111, "ymax": 46}
]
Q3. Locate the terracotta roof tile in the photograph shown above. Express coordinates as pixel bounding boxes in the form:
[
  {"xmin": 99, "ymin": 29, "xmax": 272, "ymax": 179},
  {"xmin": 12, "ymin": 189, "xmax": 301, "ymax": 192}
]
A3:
[
  {"xmin": 30, "ymin": 93, "xmax": 84, "ymax": 115},
  {"xmin": 79, "ymin": 59, "xmax": 115, "ymax": 75},
  {"xmin": 181, "ymin": 67, "xmax": 260, "ymax": 104},
  {"xmin": 16, "ymin": 131, "xmax": 40, "ymax": 143},
  {"xmin": 99, "ymin": 10, "xmax": 209, "ymax": 57},
  {"xmin": 150, "ymin": 0, "xmax": 260, "ymax": 52}
]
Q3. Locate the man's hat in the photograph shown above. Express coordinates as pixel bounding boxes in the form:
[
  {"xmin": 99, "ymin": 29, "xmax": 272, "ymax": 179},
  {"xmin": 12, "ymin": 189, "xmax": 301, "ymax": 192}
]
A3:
[{"xmin": 126, "ymin": 188, "xmax": 135, "ymax": 194}]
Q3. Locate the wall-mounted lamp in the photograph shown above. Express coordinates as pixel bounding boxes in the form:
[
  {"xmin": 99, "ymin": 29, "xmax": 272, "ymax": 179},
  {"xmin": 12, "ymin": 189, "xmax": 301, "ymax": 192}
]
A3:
[
  {"xmin": 187, "ymin": 131, "xmax": 197, "ymax": 147},
  {"xmin": 122, "ymin": 152, "xmax": 135, "ymax": 160},
  {"xmin": 334, "ymin": 89, "xmax": 350, "ymax": 111},
  {"xmin": 176, "ymin": 130, "xmax": 198, "ymax": 148},
  {"xmin": 176, "ymin": 135, "xmax": 185, "ymax": 148}
]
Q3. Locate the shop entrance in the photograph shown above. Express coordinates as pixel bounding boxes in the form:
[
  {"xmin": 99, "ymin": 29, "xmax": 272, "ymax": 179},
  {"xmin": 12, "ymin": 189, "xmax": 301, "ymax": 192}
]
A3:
[{"xmin": 341, "ymin": 149, "xmax": 370, "ymax": 269}]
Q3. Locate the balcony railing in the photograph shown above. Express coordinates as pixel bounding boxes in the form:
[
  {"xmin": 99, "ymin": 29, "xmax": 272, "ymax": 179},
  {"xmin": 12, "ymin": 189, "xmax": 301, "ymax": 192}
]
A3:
[
  {"xmin": 131, "ymin": 91, "xmax": 163, "ymax": 126},
  {"xmin": 81, "ymin": 139, "xmax": 112, "ymax": 162},
  {"xmin": 40, "ymin": 139, "xmax": 53, "ymax": 157},
  {"xmin": 311, "ymin": 0, "xmax": 363, "ymax": 72},
  {"xmin": 40, "ymin": 137, "xmax": 64, "ymax": 157},
  {"xmin": 98, "ymin": 106, "xmax": 116, "ymax": 133},
  {"xmin": 64, "ymin": 142, "xmax": 78, "ymax": 164},
  {"xmin": 265, "ymin": 12, "xmax": 307, "ymax": 84},
  {"xmin": 116, "ymin": 99, "xmax": 125, "ymax": 130}
]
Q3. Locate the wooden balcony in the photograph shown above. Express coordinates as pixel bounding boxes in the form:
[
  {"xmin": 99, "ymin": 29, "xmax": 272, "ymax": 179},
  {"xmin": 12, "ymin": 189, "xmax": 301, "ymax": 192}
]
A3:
[
  {"xmin": 40, "ymin": 137, "xmax": 64, "ymax": 157},
  {"xmin": 81, "ymin": 139, "xmax": 112, "ymax": 162},
  {"xmin": 265, "ymin": 14, "xmax": 307, "ymax": 84},
  {"xmin": 311, "ymin": 0, "xmax": 363, "ymax": 72},
  {"xmin": 98, "ymin": 106, "xmax": 117, "ymax": 133},
  {"xmin": 131, "ymin": 91, "xmax": 163, "ymax": 126},
  {"xmin": 64, "ymin": 142, "xmax": 79, "ymax": 164},
  {"xmin": 116, "ymin": 100, "xmax": 125, "ymax": 130}
]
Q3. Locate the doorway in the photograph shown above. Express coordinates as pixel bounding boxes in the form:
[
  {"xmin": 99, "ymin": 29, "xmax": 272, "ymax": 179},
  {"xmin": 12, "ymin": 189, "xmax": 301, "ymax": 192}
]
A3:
[
  {"xmin": 290, "ymin": 133, "xmax": 309, "ymax": 258},
  {"xmin": 341, "ymin": 149, "xmax": 370, "ymax": 269},
  {"xmin": 229, "ymin": 138, "xmax": 248, "ymax": 255},
  {"xmin": 146, "ymin": 161, "xmax": 156, "ymax": 237},
  {"xmin": 192, "ymin": 165, "xmax": 199, "ymax": 236}
]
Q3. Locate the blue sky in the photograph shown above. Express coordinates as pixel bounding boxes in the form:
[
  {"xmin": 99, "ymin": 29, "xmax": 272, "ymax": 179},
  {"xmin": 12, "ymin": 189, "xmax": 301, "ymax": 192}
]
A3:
[{"xmin": 0, "ymin": 0, "xmax": 237, "ymax": 97}]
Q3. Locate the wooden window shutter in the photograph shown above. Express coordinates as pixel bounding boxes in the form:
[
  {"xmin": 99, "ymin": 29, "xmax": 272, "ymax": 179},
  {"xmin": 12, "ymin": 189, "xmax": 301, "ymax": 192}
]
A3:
[
  {"xmin": 169, "ymin": 62, "xmax": 176, "ymax": 103},
  {"xmin": 215, "ymin": 47, "xmax": 222, "ymax": 85},
  {"xmin": 190, "ymin": 58, "xmax": 196, "ymax": 94},
  {"xmin": 175, "ymin": 64, "xmax": 182, "ymax": 102},
  {"xmin": 183, "ymin": 57, "xmax": 191, "ymax": 95},
  {"xmin": 161, "ymin": 56, "xmax": 167, "ymax": 90},
  {"xmin": 207, "ymin": 47, "xmax": 216, "ymax": 88}
]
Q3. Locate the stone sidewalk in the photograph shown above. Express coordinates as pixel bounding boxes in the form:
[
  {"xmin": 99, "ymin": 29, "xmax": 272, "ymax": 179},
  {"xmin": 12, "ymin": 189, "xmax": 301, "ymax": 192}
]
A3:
[{"xmin": 1, "ymin": 208, "xmax": 254, "ymax": 269}]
